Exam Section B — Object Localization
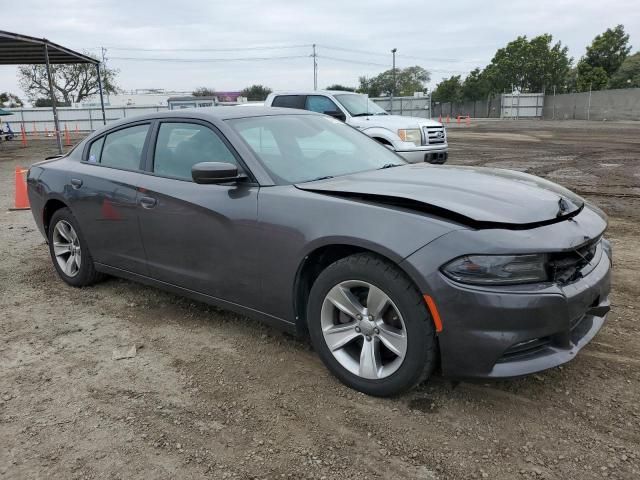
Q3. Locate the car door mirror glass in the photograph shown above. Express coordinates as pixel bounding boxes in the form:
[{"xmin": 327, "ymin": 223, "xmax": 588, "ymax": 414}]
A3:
[{"xmin": 192, "ymin": 162, "xmax": 241, "ymax": 184}]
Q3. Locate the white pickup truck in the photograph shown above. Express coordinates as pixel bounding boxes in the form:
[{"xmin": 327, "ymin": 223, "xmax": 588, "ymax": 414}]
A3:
[{"xmin": 264, "ymin": 90, "xmax": 448, "ymax": 164}]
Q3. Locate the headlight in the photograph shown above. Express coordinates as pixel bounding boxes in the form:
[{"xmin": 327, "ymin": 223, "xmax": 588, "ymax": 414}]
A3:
[
  {"xmin": 441, "ymin": 254, "xmax": 548, "ymax": 285},
  {"xmin": 397, "ymin": 128, "xmax": 422, "ymax": 146}
]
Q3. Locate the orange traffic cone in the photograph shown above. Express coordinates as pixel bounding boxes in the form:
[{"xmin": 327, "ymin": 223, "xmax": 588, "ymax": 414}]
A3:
[
  {"xmin": 45, "ymin": 125, "xmax": 49, "ymax": 137},
  {"xmin": 20, "ymin": 125, "xmax": 27, "ymax": 147},
  {"xmin": 466, "ymin": 115, "xmax": 471, "ymax": 126},
  {"xmin": 64, "ymin": 124, "xmax": 72, "ymax": 147},
  {"xmin": 11, "ymin": 167, "xmax": 30, "ymax": 210},
  {"xmin": 445, "ymin": 115, "xmax": 450, "ymax": 124},
  {"xmin": 438, "ymin": 114, "xmax": 442, "ymax": 123},
  {"xmin": 32, "ymin": 122, "xmax": 38, "ymax": 138}
]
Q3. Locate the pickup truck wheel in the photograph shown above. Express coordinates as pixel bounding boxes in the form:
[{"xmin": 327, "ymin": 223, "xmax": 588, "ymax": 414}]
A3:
[
  {"xmin": 307, "ymin": 253, "xmax": 436, "ymax": 396},
  {"xmin": 48, "ymin": 208, "xmax": 103, "ymax": 287}
]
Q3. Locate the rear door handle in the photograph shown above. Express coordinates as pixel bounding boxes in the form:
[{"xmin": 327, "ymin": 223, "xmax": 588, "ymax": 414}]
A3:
[
  {"xmin": 70, "ymin": 178, "xmax": 83, "ymax": 189},
  {"xmin": 139, "ymin": 196, "xmax": 157, "ymax": 209}
]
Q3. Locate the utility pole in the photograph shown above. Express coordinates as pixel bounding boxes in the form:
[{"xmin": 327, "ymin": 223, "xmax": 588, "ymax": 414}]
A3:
[
  {"xmin": 312, "ymin": 44, "xmax": 318, "ymax": 90},
  {"xmin": 101, "ymin": 47, "xmax": 110, "ymax": 103},
  {"xmin": 391, "ymin": 48, "xmax": 397, "ymax": 113}
]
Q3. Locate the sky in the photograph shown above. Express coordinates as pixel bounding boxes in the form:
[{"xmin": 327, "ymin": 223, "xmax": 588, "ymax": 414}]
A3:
[{"xmin": 1, "ymin": 0, "xmax": 639, "ymax": 103}]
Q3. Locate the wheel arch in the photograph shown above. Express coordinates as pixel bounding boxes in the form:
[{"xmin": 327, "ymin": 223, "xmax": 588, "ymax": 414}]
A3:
[
  {"xmin": 359, "ymin": 127, "xmax": 399, "ymax": 148},
  {"xmin": 292, "ymin": 241, "xmax": 425, "ymax": 336},
  {"xmin": 42, "ymin": 197, "xmax": 70, "ymax": 237}
]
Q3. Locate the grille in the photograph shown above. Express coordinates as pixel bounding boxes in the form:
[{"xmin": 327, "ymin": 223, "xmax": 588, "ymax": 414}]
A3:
[
  {"xmin": 423, "ymin": 126, "xmax": 446, "ymax": 145},
  {"xmin": 548, "ymin": 239, "xmax": 601, "ymax": 284}
]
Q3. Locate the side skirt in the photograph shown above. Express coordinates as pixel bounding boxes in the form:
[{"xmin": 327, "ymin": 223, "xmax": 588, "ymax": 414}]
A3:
[{"xmin": 95, "ymin": 263, "xmax": 296, "ymax": 334}]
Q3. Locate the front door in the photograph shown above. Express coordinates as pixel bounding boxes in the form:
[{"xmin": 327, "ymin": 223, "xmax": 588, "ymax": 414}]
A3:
[{"xmin": 136, "ymin": 120, "xmax": 260, "ymax": 306}]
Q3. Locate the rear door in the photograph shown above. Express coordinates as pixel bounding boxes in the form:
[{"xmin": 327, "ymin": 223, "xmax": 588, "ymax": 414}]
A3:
[
  {"xmin": 71, "ymin": 122, "xmax": 152, "ymax": 274},
  {"xmin": 136, "ymin": 119, "xmax": 260, "ymax": 305}
]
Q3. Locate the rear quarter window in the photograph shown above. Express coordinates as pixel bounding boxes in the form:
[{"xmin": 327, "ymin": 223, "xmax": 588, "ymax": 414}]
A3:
[{"xmin": 271, "ymin": 95, "xmax": 306, "ymax": 110}]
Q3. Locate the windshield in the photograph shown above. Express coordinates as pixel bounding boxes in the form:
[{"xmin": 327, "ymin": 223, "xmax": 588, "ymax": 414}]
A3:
[
  {"xmin": 228, "ymin": 114, "xmax": 405, "ymax": 184},
  {"xmin": 334, "ymin": 94, "xmax": 388, "ymax": 116}
]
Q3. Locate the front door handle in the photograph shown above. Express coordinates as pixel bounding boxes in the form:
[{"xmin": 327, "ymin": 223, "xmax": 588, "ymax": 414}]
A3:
[
  {"xmin": 70, "ymin": 178, "xmax": 83, "ymax": 189},
  {"xmin": 139, "ymin": 196, "xmax": 157, "ymax": 209}
]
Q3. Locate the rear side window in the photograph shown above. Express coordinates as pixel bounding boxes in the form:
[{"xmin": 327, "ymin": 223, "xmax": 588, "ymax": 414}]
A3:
[
  {"xmin": 87, "ymin": 137, "xmax": 104, "ymax": 163},
  {"xmin": 271, "ymin": 95, "xmax": 306, "ymax": 109},
  {"xmin": 153, "ymin": 122, "xmax": 237, "ymax": 180},
  {"xmin": 100, "ymin": 124, "xmax": 150, "ymax": 170}
]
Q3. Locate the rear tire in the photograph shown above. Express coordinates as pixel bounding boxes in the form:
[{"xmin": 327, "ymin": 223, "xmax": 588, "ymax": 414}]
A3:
[
  {"xmin": 307, "ymin": 253, "xmax": 436, "ymax": 396},
  {"xmin": 48, "ymin": 207, "xmax": 104, "ymax": 287}
]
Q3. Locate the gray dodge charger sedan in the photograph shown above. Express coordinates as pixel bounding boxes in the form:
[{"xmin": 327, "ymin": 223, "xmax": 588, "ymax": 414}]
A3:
[{"xmin": 27, "ymin": 107, "xmax": 612, "ymax": 396}]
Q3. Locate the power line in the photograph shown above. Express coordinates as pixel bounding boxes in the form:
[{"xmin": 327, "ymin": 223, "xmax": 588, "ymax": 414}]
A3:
[
  {"xmin": 318, "ymin": 44, "xmax": 480, "ymax": 64},
  {"xmin": 108, "ymin": 55, "xmax": 309, "ymax": 63},
  {"xmin": 100, "ymin": 44, "xmax": 313, "ymax": 52},
  {"xmin": 318, "ymin": 55, "xmax": 470, "ymax": 73}
]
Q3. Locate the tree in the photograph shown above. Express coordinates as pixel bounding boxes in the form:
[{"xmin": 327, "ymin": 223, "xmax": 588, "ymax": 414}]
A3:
[
  {"xmin": 18, "ymin": 59, "xmax": 118, "ymax": 105},
  {"xmin": 0, "ymin": 92, "xmax": 23, "ymax": 107},
  {"xmin": 461, "ymin": 68, "xmax": 491, "ymax": 100},
  {"xmin": 583, "ymin": 25, "xmax": 631, "ymax": 77},
  {"xmin": 240, "ymin": 84, "xmax": 272, "ymax": 101},
  {"xmin": 192, "ymin": 87, "xmax": 216, "ymax": 97},
  {"xmin": 575, "ymin": 61, "xmax": 609, "ymax": 92},
  {"xmin": 483, "ymin": 34, "xmax": 571, "ymax": 94},
  {"xmin": 358, "ymin": 66, "xmax": 430, "ymax": 97},
  {"xmin": 609, "ymin": 52, "xmax": 640, "ymax": 88},
  {"xmin": 325, "ymin": 84, "xmax": 356, "ymax": 92},
  {"xmin": 432, "ymin": 75, "xmax": 463, "ymax": 103},
  {"xmin": 34, "ymin": 98, "xmax": 68, "ymax": 107}
]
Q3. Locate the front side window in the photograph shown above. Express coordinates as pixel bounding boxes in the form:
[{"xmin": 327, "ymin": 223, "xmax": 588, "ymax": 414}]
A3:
[
  {"xmin": 271, "ymin": 95, "xmax": 306, "ymax": 109},
  {"xmin": 305, "ymin": 95, "xmax": 340, "ymax": 114},
  {"xmin": 334, "ymin": 94, "xmax": 388, "ymax": 117},
  {"xmin": 153, "ymin": 122, "xmax": 236, "ymax": 180},
  {"xmin": 229, "ymin": 115, "xmax": 405, "ymax": 184},
  {"xmin": 100, "ymin": 124, "xmax": 150, "ymax": 170}
]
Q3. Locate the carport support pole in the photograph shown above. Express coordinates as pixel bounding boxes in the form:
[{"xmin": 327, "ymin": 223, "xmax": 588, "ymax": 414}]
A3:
[
  {"xmin": 44, "ymin": 43, "xmax": 63, "ymax": 154},
  {"xmin": 96, "ymin": 63, "xmax": 106, "ymax": 125}
]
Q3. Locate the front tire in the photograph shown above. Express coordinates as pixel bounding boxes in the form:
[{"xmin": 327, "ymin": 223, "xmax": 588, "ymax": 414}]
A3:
[
  {"xmin": 307, "ymin": 253, "xmax": 436, "ymax": 396},
  {"xmin": 48, "ymin": 207, "xmax": 103, "ymax": 287}
]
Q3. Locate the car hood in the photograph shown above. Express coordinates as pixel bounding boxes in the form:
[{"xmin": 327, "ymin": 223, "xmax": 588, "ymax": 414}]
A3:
[
  {"xmin": 349, "ymin": 114, "xmax": 442, "ymax": 130},
  {"xmin": 295, "ymin": 164, "xmax": 586, "ymax": 228}
]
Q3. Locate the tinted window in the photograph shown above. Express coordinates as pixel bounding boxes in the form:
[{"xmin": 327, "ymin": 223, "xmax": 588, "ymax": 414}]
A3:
[
  {"xmin": 305, "ymin": 95, "xmax": 340, "ymax": 114},
  {"xmin": 271, "ymin": 95, "xmax": 306, "ymax": 109},
  {"xmin": 101, "ymin": 124, "xmax": 149, "ymax": 170},
  {"xmin": 153, "ymin": 122, "xmax": 236, "ymax": 180},
  {"xmin": 87, "ymin": 136, "xmax": 104, "ymax": 163}
]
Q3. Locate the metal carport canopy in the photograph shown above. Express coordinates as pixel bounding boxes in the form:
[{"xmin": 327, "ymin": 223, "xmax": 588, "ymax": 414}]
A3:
[{"xmin": 0, "ymin": 30, "xmax": 106, "ymax": 152}]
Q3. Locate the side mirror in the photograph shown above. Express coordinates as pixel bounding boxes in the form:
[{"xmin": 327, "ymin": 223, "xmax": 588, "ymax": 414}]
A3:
[
  {"xmin": 192, "ymin": 162, "xmax": 242, "ymax": 184},
  {"xmin": 324, "ymin": 110, "xmax": 346, "ymax": 122}
]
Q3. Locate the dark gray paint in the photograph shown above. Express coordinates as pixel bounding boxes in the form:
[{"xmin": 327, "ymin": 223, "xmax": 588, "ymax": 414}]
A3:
[{"xmin": 26, "ymin": 107, "xmax": 612, "ymax": 379}]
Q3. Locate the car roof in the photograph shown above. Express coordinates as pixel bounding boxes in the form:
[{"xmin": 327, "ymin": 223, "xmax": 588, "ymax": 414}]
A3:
[
  {"xmin": 269, "ymin": 90, "xmax": 359, "ymax": 96},
  {"xmin": 91, "ymin": 106, "xmax": 319, "ymax": 134}
]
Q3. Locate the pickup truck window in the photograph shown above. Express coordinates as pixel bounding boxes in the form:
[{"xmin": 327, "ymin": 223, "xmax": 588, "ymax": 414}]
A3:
[
  {"xmin": 334, "ymin": 94, "xmax": 387, "ymax": 116},
  {"xmin": 271, "ymin": 95, "xmax": 306, "ymax": 110},
  {"xmin": 305, "ymin": 95, "xmax": 340, "ymax": 114}
]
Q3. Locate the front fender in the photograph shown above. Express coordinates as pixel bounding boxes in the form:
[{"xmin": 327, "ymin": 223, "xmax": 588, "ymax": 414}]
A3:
[{"xmin": 357, "ymin": 126, "xmax": 412, "ymax": 150}]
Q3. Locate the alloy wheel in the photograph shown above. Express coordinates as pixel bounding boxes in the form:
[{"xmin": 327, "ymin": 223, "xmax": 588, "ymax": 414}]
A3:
[
  {"xmin": 320, "ymin": 280, "xmax": 407, "ymax": 380},
  {"xmin": 52, "ymin": 220, "xmax": 82, "ymax": 278}
]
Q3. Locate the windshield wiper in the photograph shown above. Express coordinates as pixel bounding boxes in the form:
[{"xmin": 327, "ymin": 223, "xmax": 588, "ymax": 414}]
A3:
[
  {"xmin": 351, "ymin": 113, "xmax": 372, "ymax": 117},
  {"xmin": 378, "ymin": 163, "xmax": 402, "ymax": 170}
]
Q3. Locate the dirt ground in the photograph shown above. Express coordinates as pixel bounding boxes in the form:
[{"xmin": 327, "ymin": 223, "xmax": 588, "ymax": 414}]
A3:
[{"xmin": 1, "ymin": 120, "xmax": 639, "ymax": 480}]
